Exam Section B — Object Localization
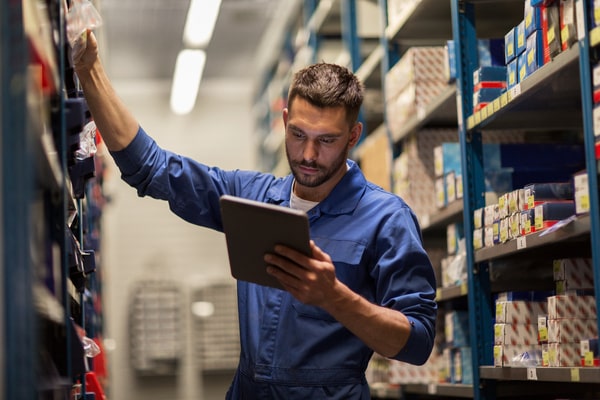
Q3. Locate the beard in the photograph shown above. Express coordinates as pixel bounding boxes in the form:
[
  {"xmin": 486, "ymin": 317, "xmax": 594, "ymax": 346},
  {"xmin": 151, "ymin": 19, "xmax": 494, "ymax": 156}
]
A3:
[{"xmin": 286, "ymin": 144, "xmax": 349, "ymax": 188}]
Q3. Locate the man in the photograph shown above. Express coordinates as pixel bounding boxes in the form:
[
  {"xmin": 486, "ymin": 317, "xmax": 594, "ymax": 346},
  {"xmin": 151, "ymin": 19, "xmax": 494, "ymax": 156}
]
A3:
[{"xmin": 73, "ymin": 30, "xmax": 436, "ymax": 399}]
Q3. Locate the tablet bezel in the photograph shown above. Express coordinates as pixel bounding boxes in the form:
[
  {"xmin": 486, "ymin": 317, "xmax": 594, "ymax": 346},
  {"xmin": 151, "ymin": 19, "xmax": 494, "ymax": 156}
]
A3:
[{"xmin": 219, "ymin": 194, "xmax": 311, "ymax": 290}]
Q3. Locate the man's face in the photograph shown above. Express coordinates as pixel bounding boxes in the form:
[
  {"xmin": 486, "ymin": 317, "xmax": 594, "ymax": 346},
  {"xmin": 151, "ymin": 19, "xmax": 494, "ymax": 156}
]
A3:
[{"xmin": 283, "ymin": 97, "xmax": 361, "ymax": 201}]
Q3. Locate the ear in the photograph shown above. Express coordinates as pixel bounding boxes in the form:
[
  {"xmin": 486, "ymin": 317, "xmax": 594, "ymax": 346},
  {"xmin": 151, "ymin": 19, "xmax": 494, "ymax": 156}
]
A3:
[
  {"xmin": 349, "ymin": 122, "xmax": 363, "ymax": 147},
  {"xmin": 283, "ymin": 108, "xmax": 289, "ymax": 127}
]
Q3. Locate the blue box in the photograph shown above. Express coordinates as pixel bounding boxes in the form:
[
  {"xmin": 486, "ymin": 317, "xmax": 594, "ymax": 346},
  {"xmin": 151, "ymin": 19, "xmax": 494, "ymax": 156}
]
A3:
[
  {"xmin": 517, "ymin": 51, "xmax": 528, "ymax": 82},
  {"xmin": 483, "ymin": 143, "xmax": 585, "ymax": 172},
  {"xmin": 445, "ymin": 311, "xmax": 470, "ymax": 348},
  {"xmin": 526, "ymin": 30, "xmax": 544, "ymax": 76},
  {"xmin": 523, "ymin": 182, "xmax": 575, "ymax": 206},
  {"xmin": 478, "ymin": 38, "xmax": 506, "ymax": 66},
  {"xmin": 516, "ymin": 20, "xmax": 527, "ymax": 55},
  {"xmin": 535, "ymin": 201, "xmax": 576, "ymax": 229},
  {"xmin": 434, "ymin": 142, "xmax": 462, "ymax": 177},
  {"xmin": 505, "ymin": 26, "xmax": 517, "ymax": 63},
  {"xmin": 473, "ymin": 87, "xmax": 505, "ymax": 107},
  {"xmin": 473, "ymin": 65, "xmax": 507, "ymax": 86},
  {"xmin": 524, "ymin": 0, "xmax": 543, "ymax": 37},
  {"xmin": 446, "ymin": 40, "xmax": 457, "ymax": 82},
  {"xmin": 507, "ymin": 58, "xmax": 518, "ymax": 88}
]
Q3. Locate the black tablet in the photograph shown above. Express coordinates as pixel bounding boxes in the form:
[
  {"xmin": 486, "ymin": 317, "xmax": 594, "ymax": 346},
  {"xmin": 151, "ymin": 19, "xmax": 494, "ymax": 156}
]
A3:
[{"xmin": 219, "ymin": 195, "xmax": 311, "ymax": 290}]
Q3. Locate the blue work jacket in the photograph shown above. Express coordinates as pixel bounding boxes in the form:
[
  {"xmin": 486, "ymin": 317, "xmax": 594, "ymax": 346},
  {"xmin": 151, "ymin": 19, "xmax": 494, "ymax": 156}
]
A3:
[{"xmin": 112, "ymin": 127, "xmax": 437, "ymax": 399}]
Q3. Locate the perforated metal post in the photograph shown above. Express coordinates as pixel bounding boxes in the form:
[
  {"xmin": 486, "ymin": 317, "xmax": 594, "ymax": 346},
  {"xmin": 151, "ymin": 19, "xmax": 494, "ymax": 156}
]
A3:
[{"xmin": 451, "ymin": 1, "xmax": 495, "ymax": 399}]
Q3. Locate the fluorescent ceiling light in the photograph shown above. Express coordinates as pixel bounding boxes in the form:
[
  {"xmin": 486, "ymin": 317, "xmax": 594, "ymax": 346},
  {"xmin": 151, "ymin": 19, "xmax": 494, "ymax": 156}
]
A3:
[
  {"xmin": 170, "ymin": 49, "xmax": 206, "ymax": 115},
  {"xmin": 183, "ymin": 0, "xmax": 222, "ymax": 48}
]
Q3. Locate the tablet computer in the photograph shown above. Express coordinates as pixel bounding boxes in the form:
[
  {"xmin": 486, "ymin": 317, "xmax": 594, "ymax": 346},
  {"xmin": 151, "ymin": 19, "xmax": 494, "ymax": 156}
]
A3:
[{"xmin": 219, "ymin": 194, "xmax": 311, "ymax": 290}]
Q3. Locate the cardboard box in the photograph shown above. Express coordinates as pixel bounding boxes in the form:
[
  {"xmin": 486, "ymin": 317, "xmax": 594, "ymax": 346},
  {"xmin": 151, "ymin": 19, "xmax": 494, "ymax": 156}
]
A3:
[
  {"xmin": 553, "ymin": 258, "xmax": 594, "ymax": 288},
  {"xmin": 534, "ymin": 201, "xmax": 575, "ymax": 230},
  {"xmin": 496, "ymin": 300, "xmax": 547, "ymax": 325},
  {"xmin": 548, "ymin": 318, "xmax": 598, "ymax": 344},
  {"xmin": 516, "ymin": 20, "xmax": 527, "ymax": 55},
  {"xmin": 548, "ymin": 295, "xmax": 598, "ymax": 319},
  {"xmin": 520, "ymin": 208, "xmax": 536, "ymax": 235},
  {"xmin": 507, "ymin": 58, "xmax": 518, "ymax": 88},
  {"xmin": 560, "ymin": 0, "xmax": 577, "ymax": 50},
  {"xmin": 494, "ymin": 344, "xmax": 541, "ymax": 367},
  {"xmin": 526, "ymin": 30, "xmax": 545, "ymax": 76},
  {"xmin": 525, "ymin": 0, "xmax": 543, "ymax": 37},
  {"xmin": 445, "ymin": 311, "xmax": 470, "ymax": 348},
  {"xmin": 434, "ymin": 142, "xmax": 461, "ymax": 177},
  {"xmin": 542, "ymin": 1, "xmax": 561, "ymax": 62},
  {"xmin": 518, "ymin": 50, "xmax": 528, "ymax": 82},
  {"xmin": 495, "ymin": 323, "xmax": 540, "ymax": 346},
  {"xmin": 478, "ymin": 38, "xmax": 505, "ymax": 67},
  {"xmin": 573, "ymin": 171, "xmax": 590, "ymax": 214},
  {"xmin": 505, "ymin": 26, "xmax": 517, "ymax": 63},
  {"xmin": 548, "ymin": 342, "xmax": 581, "ymax": 366},
  {"xmin": 524, "ymin": 182, "xmax": 575, "ymax": 209}
]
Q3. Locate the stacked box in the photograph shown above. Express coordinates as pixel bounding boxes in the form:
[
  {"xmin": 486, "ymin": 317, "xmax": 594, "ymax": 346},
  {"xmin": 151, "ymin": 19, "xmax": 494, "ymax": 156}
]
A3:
[
  {"xmin": 495, "ymin": 323, "xmax": 539, "ymax": 346},
  {"xmin": 553, "ymin": 258, "xmax": 594, "ymax": 293},
  {"xmin": 573, "ymin": 170, "xmax": 590, "ymax": 215},
  {"xmin": 534, "ymin": 201, "xmax": 576, "ymax": 231},
  {"xmin": 494, "ymin": 343, "xmax": 541, "ymax": 367},
  {"xmin": 560, "ymin": 0, "xmax": 577, "ymax": 50},
  {"xmin": 548, "ymin": 318, "xmax": 598, "ymax": 344},
  {"xmin": 434, "ymin": 142, "xmax": 462, "ymax": 208},
  {"xmin": 385, "ymin": 47, "xmax": 448, "ymax": 137},
  {"xmin": 541, "ymin": 1, "xmax": 561, "ymax": 63},
  {"xmin": 580, "ymin": 338, "xmax": 600, "ymax": 367},
  {"xmin": 393, "ymin": 129, "xmax": 458, "ymax": 223},
  {"xmin": 547, "ymin": 295, "xmax": 597, "ymax": 319},
  {"xmin": 548, "ymin": 343, "xmax": 581, "ymax": 366},
  {"xmin": 445, "ymin": 310, "xmax": 470, "ymax": 348},
  {"xmin": 473, "ymin": 66, "xmax": 507, "ymax": 111},
  {"xmin": 496, "ymin": 300, "xmax": 547, "ymax": 325},
  {"xmin": 523, "ymin": 182, "xmax": 574, "ymax": 210},
  {"xmin": 451, "ymin": 347, "xmax": 473, "ymax": 384}
]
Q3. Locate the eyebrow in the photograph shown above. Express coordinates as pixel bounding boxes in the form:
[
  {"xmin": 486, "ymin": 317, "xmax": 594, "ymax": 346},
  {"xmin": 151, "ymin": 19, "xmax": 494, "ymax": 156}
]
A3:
[{"xmin": 287, "ymin": 123, "xmax": 342, "ymax": 137}]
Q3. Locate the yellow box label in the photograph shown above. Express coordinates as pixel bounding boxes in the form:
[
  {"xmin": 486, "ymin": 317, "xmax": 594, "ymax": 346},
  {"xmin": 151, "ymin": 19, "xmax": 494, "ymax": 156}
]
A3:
[{"xmin": 548, "ymin": 27, "xmax": 556, "ymax": 44}]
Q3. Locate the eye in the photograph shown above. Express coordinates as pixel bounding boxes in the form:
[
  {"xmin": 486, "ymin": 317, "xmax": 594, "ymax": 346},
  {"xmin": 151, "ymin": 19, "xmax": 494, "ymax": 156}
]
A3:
[
  {"xmin": 319, "ymin": 136, "xmax": 336, "ymax": 144},
  {"xmin": 290, "ymin": 129, "xmax": 305, "ymax": 139}
]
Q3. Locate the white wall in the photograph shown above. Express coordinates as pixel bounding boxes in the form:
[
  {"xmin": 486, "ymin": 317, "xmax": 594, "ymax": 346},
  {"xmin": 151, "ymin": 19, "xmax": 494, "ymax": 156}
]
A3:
[{"xmin": 100, "ymin": 78, "xmax": 259, "ymax": 400}]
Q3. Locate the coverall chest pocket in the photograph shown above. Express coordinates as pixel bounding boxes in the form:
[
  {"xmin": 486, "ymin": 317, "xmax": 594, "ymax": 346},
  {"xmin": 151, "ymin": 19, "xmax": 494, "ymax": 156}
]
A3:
[{"xmin": 291, "ymin": 238, "xmax": 367, "ymax": 322}]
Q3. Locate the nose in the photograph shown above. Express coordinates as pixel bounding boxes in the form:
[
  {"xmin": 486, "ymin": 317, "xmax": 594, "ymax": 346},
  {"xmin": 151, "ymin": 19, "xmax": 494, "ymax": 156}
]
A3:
[{"xmin": 303, "ymin": 139, "xmax": 318, "ymax": 162}]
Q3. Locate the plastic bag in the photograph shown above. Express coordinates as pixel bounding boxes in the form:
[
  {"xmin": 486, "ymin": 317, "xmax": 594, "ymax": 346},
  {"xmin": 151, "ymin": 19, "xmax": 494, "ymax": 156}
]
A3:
[
  {"xmin": 76, "ymin": 121, "xmax": 98, "ymax": 160},
  {"xmin": 66, "ymin": 0, "xmax": 103, "ymax": 47}
]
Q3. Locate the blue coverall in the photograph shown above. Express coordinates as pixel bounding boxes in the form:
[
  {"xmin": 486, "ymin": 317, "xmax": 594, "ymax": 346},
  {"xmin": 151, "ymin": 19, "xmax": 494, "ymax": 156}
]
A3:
[{"xmin": 111, "ymin": 127, "xmax": 437, "ymax": 399}]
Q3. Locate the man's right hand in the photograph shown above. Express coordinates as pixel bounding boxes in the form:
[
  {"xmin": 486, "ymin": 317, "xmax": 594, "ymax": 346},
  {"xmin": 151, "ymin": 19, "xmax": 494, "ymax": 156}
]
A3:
[{"xmin": 72, "ymin": 29, "xmax": 99, "ymax": 73}]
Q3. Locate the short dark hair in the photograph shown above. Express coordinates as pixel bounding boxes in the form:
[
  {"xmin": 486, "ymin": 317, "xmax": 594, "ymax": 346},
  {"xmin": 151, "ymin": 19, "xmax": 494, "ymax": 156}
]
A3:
[{"xmin": 287, "ymin": 62, "xmax": 364, "ymax": 126}]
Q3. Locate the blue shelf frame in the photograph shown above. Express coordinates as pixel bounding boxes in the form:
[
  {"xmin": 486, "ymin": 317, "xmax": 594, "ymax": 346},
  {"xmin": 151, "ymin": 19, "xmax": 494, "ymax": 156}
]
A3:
[
  {"xmin": 450, "ymin": 2, "xmax": 494, "ymax": 399},
  {"xmin": 452, "ymin": 1, "xmax": 600, "ymax": 399},
  {"xmin": 1, "ymin": 1, "xmax": 36, "ymax": 399},
  {"xmin": 577, "ymin": 0, "xmax": 600, "ymax": 351}
]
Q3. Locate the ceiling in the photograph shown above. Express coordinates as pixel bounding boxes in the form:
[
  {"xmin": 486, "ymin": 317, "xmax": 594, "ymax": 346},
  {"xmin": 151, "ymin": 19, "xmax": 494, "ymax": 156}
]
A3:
[{"xmin": 99, "ymin": 0, "xmax": 282, "ymax": 84}]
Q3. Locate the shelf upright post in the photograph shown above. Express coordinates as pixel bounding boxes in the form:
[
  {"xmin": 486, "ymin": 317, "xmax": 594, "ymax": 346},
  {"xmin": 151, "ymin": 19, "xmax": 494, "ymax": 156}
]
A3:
[
  {"xmin": 377, "ymin": 0, "xmax": 400, "ymax": 191},
  {"xmin": 575, "ymin": 0, "xmax": 600, "ymax": 346},
  {"xmin": 450, "ymin": 1, "xmax": 494, "ymax": 399},
  {"xmin": 341, "ymin": 0, "xmax": 361, "ymax": 71},
  {"xmin": 1, "ymin": 1, "xmax": 36, "ymax": 399},
  {"xmin": 304, "ymin": 0, "xmax": 319, "ymax": 64}
]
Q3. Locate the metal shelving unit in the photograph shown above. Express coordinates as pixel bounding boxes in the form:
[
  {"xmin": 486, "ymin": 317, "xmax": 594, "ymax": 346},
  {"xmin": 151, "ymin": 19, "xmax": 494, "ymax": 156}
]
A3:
[
  {"xmin": 2, "ymin": 1, "xmax": 108, "ymax": 398},
  {"xmin": 453, "ymin": 0, "xmax": 600, "ymax": 399}
]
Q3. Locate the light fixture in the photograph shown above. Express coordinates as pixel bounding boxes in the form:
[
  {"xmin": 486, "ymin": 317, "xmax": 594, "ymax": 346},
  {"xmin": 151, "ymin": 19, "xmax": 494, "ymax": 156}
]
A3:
[
  {"xmin": 191, "ymin": 301, "xmax": 215, "ymax": 318},
  {"xmin": 170, "ymin": 49, "xmax": 206, "ymax": 115},
  {"xmin": 183, "ymin": 0, "xmax": 222, "ymax": 48}
]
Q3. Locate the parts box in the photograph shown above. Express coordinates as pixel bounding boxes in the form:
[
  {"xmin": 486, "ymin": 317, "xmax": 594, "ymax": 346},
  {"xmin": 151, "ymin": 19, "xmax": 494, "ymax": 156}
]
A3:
[{"xmin": 496, "ymin": 300, "xmax": 547, "ymax": 325}]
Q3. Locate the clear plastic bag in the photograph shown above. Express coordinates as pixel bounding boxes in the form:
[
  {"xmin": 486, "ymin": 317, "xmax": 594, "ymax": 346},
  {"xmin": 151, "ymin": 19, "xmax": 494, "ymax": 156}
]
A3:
[
  {"xmin": 76, "ymin": 121, "xmax": 98, "ymax": 160},
  {"xmin": 66, "ymin": 0, "xmax": 103, "ymax": 47}
]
